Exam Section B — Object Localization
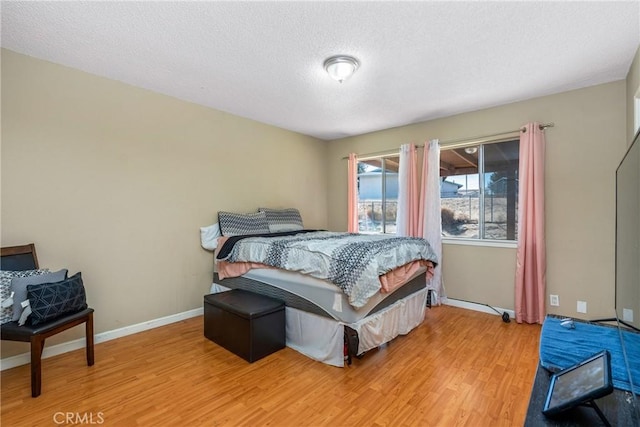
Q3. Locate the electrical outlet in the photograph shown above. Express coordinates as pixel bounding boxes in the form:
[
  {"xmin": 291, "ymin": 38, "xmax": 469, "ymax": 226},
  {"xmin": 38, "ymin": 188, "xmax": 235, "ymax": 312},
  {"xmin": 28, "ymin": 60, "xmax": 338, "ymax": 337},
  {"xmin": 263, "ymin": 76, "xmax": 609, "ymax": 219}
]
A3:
[
  {"xmin": 623, "ymin": 308, "xmax": 634, "ymax": 322},
  {"xmin": 550, "ymin": 295, "xmax": 559, "ymax": 306},
  {"xmin": 577, "ymin": 301, "xmax": 587, "ymax": 313}
]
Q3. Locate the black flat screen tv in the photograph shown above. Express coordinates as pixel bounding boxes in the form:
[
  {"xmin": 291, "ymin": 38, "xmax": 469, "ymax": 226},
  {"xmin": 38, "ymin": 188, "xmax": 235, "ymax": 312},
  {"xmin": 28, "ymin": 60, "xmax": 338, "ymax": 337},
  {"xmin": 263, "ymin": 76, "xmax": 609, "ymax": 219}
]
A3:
[
  {"xmin": 615, "ymin": 128, "xmax": 640, "ymax": 333},
  {"xmin": 615, "ymin": 129, "xmax": 640, "ymax": 424},
  {"xmin": 542, "ymin": 350, "xmax": 613, "ymax": 417}
]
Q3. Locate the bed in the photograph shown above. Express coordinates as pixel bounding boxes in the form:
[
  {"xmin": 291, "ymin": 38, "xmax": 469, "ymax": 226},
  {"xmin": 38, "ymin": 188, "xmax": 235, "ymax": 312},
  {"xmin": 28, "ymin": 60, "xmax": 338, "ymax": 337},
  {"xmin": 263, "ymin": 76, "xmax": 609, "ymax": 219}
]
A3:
[{"xmin": 203, "ymin": 209, "xmax": 438, "ymax": 367}]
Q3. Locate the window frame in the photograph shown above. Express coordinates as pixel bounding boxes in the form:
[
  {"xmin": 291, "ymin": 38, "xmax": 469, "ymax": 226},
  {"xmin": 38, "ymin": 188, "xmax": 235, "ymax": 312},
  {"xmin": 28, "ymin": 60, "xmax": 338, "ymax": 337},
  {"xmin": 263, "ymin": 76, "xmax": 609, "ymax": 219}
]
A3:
[
  {"xmin": 440, "ymin": 136, "xmax": 520, "ymax": 246},
  {"xmin": 350, "ymin": 136, "xmax": 520, "ymax": 247}
]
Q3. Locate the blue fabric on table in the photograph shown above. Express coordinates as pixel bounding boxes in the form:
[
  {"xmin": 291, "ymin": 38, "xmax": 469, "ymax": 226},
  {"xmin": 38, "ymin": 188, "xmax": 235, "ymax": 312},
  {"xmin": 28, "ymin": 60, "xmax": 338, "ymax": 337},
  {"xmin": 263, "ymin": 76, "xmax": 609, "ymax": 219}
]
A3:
[{"xmin": 539, "ymin": 315, "xmax": 640, "ymax": 393}]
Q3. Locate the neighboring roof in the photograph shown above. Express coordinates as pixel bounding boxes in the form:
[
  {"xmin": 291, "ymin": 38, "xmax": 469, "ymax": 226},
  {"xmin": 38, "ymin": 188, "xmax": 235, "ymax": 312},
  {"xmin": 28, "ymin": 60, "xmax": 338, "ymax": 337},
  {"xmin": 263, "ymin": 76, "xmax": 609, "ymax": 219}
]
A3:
[{"xmin": 442, "ymin": 180, "xmax": 463, "ymax": 189}]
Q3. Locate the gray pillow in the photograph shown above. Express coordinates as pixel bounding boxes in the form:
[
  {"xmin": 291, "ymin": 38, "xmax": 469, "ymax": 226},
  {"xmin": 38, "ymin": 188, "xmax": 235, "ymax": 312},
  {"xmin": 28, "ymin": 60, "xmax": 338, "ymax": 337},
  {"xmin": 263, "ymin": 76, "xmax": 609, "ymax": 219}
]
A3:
[
  {"xmin": 0, "ymin": 269, "xmax": 50, "ymax": 325},
  {"xmin": 11, "ymin": 269, "xmax": 67, "ymax": 322}
]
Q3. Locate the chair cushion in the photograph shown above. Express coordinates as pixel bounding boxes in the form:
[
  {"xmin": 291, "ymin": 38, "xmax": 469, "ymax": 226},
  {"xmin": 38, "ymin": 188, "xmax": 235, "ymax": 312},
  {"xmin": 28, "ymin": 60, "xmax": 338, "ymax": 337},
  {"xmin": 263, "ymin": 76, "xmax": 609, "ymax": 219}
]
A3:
[
  {"xmin": 1, "ymin": 308, "xmax": 94, "ymax": 340},
  {"xmin": 0, "ymin": 253, "xmax": 38, "ymax": 272},
  {"xmin": 27, "ymin": 272, "xmax": 87, "ymax": 326}
]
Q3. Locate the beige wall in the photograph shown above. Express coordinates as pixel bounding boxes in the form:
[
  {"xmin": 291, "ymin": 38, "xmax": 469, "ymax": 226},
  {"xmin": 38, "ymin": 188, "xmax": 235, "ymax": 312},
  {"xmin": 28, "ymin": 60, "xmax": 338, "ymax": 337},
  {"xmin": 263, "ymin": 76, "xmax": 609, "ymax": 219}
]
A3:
[
  {"xmin": 627, "ymin": 44, "xmax": 640, "ymax": 142},
  {"xmin": 1, "ymin": 50, "xmax": 328, "ymax": 358},
  {"xmin": 1, "ymin": 46, "xmax": 634, "ymax": 359},
  {"xmin": 327, "ymin": 81, "xmax": 628, "ymax": 320}
]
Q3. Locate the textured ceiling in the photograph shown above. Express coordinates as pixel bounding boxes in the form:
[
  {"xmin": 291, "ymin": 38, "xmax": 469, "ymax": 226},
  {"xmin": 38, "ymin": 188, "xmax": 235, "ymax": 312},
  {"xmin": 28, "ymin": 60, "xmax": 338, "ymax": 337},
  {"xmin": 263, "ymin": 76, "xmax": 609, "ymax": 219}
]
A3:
[{"xmin": 2, "ymin": 1, "xmax": 639, "ymax": 140}]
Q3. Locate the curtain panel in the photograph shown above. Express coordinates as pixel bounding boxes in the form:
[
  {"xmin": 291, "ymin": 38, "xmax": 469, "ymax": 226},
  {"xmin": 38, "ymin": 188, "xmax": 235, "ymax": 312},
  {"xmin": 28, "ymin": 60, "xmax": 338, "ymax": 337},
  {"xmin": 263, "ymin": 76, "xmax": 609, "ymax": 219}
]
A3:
[
  {"xmin": 515, "ymin": 123, "xmax": 547, "ymax": 324},
  {"xmin": 347, "ymin": 153, "xmax": 359, "ymax": 233},
  {"xmin": 397, "ymin": 143, "xmax": 420, "ymax": 237},
  {"xmin": 419, "ymin": 140, "xmax": 444, "ymax": 304}
]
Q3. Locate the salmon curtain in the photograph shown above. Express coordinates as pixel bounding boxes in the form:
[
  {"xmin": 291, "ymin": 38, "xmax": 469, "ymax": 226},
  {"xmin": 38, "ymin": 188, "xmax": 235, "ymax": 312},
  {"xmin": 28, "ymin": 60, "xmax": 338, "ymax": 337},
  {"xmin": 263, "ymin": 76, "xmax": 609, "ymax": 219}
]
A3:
[
  {"xmin": 347, "ymin": 153, "xmax": 359, "ymax": 233},
  {"xmin": 515, "ymin": 123, "xmax": 547, "ymax": 324},
  {"xmin": 397, "ymin": 143, "xmax": 420, "ymax": 237},
  {"xmin": 418, "ymin": 140, "xmax": 444, "ymax": 304}
]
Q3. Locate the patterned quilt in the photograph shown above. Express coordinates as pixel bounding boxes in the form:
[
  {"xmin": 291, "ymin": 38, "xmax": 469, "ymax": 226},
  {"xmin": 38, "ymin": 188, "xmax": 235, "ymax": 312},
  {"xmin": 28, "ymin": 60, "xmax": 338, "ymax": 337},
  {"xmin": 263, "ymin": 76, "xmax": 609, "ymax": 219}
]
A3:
[{"xmin": 217, "ymin": 231, "xmax": 438, "ymax": 308}]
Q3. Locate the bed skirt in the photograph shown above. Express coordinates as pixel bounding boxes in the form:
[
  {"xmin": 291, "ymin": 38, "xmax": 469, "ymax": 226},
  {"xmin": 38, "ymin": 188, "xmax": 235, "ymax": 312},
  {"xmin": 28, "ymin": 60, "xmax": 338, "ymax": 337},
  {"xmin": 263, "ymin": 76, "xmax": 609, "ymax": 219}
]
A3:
[{"xmin": 209, "ymin": 283, "xmax": 428, "ymax": 367}]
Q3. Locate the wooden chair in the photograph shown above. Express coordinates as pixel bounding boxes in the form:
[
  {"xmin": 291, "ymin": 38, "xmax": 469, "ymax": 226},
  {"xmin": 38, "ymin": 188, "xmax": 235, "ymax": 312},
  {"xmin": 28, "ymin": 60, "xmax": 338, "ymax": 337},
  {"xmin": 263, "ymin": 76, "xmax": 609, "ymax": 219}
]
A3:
[{"xmin": 1, "ymin": 243, "xmax": 94, "ymax": 397}]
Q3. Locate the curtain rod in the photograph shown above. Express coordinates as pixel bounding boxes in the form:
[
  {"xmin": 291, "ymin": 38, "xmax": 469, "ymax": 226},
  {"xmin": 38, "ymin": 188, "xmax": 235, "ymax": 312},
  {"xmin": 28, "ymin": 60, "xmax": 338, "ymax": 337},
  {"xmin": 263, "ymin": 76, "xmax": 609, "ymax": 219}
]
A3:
[
  {"xmin": 342, "ymin": 122, "xmax": 554, "ymax": 160},
  {"xmin": 439, "ymin": 122, "xmax": 554, "ymax": 148}
]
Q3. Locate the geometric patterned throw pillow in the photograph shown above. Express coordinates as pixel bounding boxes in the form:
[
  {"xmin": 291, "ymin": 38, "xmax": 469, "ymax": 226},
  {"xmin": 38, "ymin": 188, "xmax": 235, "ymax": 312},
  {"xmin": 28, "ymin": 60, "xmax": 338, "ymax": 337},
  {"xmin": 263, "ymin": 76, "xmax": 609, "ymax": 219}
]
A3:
[
  {"xmin": 11, "ymin": 269, "xmax": 68, "ymax": 322},
  {"xmin": 258, "ymin": 207, "xmax": 304, "ymax": 233},
  {"xmin": 218, "ymin": 211, "xmax": 271, "ymax": 237},
  {"xmin": 27, "ymin": 272, "xmax": 87, "ymax": 326},
  {"xmin": 0, "ymin": 269, "xmax": 50, "ymax": 325}
]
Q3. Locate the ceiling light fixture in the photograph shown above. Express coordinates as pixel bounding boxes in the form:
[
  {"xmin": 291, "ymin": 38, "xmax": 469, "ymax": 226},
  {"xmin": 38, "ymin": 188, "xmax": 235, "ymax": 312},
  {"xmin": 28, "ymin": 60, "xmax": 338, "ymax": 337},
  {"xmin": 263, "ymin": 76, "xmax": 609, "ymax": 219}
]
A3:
[
  {"xmin": 324, "ymin": 55, "xmax": 359, "ymax": 83},
  {"xmin": 464, "ymin": 147, "xmax": 478, "ymax": 154}
]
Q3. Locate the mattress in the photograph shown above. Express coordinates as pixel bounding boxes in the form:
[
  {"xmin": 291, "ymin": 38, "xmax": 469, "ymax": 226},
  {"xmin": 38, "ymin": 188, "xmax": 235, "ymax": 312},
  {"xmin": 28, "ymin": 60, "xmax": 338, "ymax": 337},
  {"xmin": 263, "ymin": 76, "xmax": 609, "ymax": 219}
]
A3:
[{"xmin": 213, "ymin": 267, "xmax": 427, "ymax": 324}]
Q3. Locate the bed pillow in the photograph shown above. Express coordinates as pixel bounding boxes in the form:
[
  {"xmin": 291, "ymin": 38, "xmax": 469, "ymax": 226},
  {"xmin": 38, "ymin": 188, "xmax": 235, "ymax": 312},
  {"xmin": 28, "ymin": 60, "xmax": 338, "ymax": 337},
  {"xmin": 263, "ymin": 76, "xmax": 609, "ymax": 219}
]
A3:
[
  {"xmin": 11, "ymin": 269, "xmax": 68, "ymax": 322},
  {"xmin": 27, "ymin": 272, "xmax": 87, "ymax": 326},
  {"xmin": 218, "ymin": 211, "xmax": 270, "ymax": 236},
  {"xmin": 0, "ymin": 269, "xmax": 51, "ymax": 325},
  {"xmin": 258, "ymin": 208, "xmax": 304, "ymax": 233},
  {"xmin": 200, "ymin": 223, "xmax": 222, "ymax": 250}
]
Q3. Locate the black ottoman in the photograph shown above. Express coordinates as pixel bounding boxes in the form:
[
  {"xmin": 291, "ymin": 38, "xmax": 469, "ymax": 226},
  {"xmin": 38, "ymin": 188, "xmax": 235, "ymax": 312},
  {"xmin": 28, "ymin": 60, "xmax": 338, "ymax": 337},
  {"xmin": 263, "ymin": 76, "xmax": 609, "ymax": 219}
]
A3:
[{"xmin": 204, "ymin": 289, "xmax": 285, "ymax": 362}]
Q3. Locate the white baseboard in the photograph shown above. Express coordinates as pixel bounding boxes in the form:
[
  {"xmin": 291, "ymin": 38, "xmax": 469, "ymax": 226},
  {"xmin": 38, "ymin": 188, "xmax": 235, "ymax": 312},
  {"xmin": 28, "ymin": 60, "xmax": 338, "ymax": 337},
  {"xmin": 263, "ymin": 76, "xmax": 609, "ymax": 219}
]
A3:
[
  {"xmin": 0, "ymin": 307, "xmax": 204, "ymax": 371},
  {"xmin": 445, "ymin": 298, "xmax": 515, "ymax": 320}
]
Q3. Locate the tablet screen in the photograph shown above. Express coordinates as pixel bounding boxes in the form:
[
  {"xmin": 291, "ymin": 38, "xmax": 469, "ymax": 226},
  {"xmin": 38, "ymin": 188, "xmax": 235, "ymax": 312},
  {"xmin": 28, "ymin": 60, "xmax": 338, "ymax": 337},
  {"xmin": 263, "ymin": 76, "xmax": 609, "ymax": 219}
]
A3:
[{"xmin": 543, "ymin": 350, "xmax": 613, "ymax": 416}]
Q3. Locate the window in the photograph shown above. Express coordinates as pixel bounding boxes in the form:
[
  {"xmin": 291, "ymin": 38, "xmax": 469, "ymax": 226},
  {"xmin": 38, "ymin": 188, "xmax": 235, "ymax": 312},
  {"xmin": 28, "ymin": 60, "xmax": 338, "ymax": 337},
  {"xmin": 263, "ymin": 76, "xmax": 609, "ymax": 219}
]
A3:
[
  {"xmin": 440, "ymin": 139, "xmax": 519, "ymax": 241},
  {"xmin": 356, "ymin": 154, "xmax": 399, "ymax": 234}
]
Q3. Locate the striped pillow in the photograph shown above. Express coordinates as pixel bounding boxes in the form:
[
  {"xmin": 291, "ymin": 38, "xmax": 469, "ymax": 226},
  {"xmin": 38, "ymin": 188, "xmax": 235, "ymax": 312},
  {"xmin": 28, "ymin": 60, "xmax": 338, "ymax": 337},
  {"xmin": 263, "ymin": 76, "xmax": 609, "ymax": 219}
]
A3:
[
  {"xmin": 218, "ymin": 211, "xmax": 271, "ymax": 236},
  {"xmin": 258, "ymin": 208, "xmax": 304, "ymax": 233}
]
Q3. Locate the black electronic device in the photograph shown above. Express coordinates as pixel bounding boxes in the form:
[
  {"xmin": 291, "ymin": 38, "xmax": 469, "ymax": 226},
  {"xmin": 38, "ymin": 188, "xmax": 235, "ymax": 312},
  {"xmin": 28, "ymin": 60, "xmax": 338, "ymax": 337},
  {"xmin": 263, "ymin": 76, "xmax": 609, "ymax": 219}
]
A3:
[
  {"xmin": 542, "ymin": 350, "xmax": 614, "ymax": 425},
  {"xmin": 614, "ymin": 128, "xmax": 640, "ymax": 333}
]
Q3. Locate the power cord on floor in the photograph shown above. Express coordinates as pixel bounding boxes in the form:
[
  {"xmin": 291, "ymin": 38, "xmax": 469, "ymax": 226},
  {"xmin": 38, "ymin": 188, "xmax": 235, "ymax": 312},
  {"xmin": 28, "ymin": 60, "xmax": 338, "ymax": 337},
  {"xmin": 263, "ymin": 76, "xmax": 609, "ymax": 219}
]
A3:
[
  {"xmin": 484, "ymin": 303, "xmax": 511, "ymax": 323},
  {"xmin": 455, "ymin": 298, "xmax": 511, "ymax": 323},
  {"xmin": 428, "ymin": 276, "xmax": 508, "ymax": 322}
]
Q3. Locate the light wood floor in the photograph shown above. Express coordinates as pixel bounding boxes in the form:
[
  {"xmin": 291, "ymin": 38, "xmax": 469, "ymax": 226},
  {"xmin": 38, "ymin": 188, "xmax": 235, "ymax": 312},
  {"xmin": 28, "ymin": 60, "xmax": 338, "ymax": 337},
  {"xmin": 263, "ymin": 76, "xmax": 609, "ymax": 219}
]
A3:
[{"xmin": 1, "ymin": 305, "xmax": 540, "ymax": 427}]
